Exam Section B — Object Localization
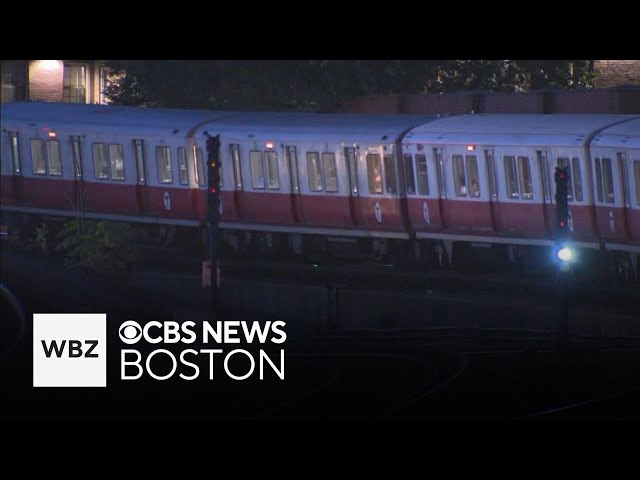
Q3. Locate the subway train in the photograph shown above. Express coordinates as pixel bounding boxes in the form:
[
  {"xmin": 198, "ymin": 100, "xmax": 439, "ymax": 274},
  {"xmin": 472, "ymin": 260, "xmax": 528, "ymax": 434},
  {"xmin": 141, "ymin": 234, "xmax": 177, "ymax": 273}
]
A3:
[{"xmin": 1, "ymin": 102, "xmax": 639, "ymax": 279}]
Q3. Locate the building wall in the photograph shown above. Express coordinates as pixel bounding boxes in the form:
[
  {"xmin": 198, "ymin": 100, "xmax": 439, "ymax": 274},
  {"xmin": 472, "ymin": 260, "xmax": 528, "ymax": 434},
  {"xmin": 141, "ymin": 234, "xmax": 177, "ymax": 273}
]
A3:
[
  {"xmin": 339, "ymin": 88, "xmax": 640, "ymax": 115},
  {"xmin": 595, "ymin": 60, "xmax": 640, "ymax": 88},
  {"xmin": 1, "ymin": 60, "xmax": 107, "ymax": 104}
]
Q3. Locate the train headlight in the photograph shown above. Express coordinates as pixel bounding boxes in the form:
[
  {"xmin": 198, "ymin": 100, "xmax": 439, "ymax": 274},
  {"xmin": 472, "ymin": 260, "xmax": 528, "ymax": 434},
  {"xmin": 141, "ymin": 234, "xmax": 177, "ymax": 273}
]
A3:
[{"xmin": 557, "ymin": 247, "xmax": 573, "ymax": 262}]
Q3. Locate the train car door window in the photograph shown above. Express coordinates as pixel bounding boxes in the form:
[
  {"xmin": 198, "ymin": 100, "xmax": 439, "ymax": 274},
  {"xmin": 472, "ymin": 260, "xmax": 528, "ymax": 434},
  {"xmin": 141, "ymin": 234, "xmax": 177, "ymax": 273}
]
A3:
[
  {"xmin": 601, "ymin": 157, "xmax": 615, "ymax": 203},
  {"xmin": 403, "ymin": 154, "xmax": 416, "ymax": 195},
  {"xmin": 47, "ymin": 140, "xmax": 62, "ymax": 176},
  {"xmin": 265, "ymin": 151, "xmax": 280, "ymax": 190},
  {"xmin": 634, "ymin": 161, "xmax": 640, "ymax": 205},
  {"xmin": 177, "ymin": 147, "xmax": 189, "ymax": 185},
  {"xmin": 557, "ymin": 158, "xmax": 574, "ymax": 200},
  {"xmin": 108, "ymin": 144, "xmax": 125, "ymax": 180},
  {"xmin": 195, "ymin": 147, "xmax": 206, "ymax": 187},
  {"xmin": 518, "ymin": 156, "xmax": 533, "ymax": 200},
  {"xmin": 383, "ymin": 155, "xmax": 397, "ymax": 194},
  {"xmin": 537, "ymin": 150, "xmax": 550, "ymax": 202},
  {"xmin": 485, "ymin": 150, "xmax": 497, "ymax": 199},
  {"xmin": 452, "ymin": 155, "xmax": 467, "ymax": 196},
  {"xmin": 307, "ymin": 152, "xmax": 323, "ymax": 192},
  {"xmin": 433, "ymin": 148, "xmax": 446, "ymax": 198},
  {"xmin": 415, "ymin": 154, "xmax": 429, "ymax": 196},
  {"xmin": 572, "ymin": 157, "xmax": 583, "ymax": 202},
  {"xmin": 30, "ymin": 139, "xmax": 46, "ymax": 175},
  {"xmin": 595, "ymin": 158, "xmax": 604, "ymax": 203},
  {"xmin": 504, "ymin": 156, "xmax": 519, "ymax": 198},
  {"xmin": 322, "ymin": 153, "xmax": 338, "ymax": 192},
  {"xmin": 92, "ymin": 143, "xmax": 108, "ymax": 179},
  {"xmin": 71, "ymin": 136, "xmax": 82, "ymax": 179},
  {"xmin": 156, "ymin": 146, "xmax": 173, "ymax": 184},
  {"xmin": 286, "ymin": 146, "xmax": 299, "ymax": 193},
  {"xmin": 344, "ymin": 147, "xmax": 358, "ymax": 195},
  {"xmin": 366, "ymin": 154, "xmax": 382, "ymax": 194},
  {"xmin": 134, "ymin": 139, "xmax": 146, "ymax": 184},
  {"xmin": 230, "ymin": 144, "xmax": 242, "ymax": 190},
  {"xmin": 9, "ymin": 132, "xmax": 21, "ymax": 174},
  {"xmin": 618, "ymin": 153, "xmax": 630, "ymax": 208},
  {"xmin": 466, "ymin": 155, "xmax": 480, "ymax": 197},
  {"xmin": 250, "ymin": 150, "xmax": 265, "ymax": 189}
]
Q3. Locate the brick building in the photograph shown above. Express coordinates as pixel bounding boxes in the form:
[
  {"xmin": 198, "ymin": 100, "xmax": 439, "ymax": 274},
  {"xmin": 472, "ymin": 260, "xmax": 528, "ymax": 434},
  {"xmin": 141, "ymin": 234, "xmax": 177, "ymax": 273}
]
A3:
[
  {"xmin": 1, "ymin": 60, "xmax": 109, "ymax": 104},
  {"xmin": 594, "ymin": 60, "xmax": 640, "ymax": 88}
]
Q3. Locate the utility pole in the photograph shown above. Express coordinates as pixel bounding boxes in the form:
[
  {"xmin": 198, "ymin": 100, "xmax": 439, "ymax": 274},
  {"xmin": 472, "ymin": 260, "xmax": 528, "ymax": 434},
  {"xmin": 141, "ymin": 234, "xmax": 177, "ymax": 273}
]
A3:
[
  {"xmin": 206, "ymin": 134, "xmax": 221, "ymax": 321},
  {"xmin": 554, "ymin": 166, "xmax": 571, "ymax": 351}
]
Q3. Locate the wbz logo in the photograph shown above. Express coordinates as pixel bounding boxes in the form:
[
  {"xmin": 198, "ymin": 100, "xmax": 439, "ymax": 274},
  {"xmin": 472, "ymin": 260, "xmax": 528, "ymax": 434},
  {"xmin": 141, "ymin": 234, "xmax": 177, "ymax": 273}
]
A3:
[{"xmin": 33, "ymin": 314, "xmax": 107, "ymax": 387}]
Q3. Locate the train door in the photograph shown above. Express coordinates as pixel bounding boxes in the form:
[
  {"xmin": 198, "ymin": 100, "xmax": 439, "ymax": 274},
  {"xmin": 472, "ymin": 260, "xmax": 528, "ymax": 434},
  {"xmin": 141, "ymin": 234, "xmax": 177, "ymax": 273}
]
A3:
[
  {"xmin": 7, "ymin": 131, "xmax": 24, "ymax": 203},
  {"xmin": 433, "ymin": 147, "xmax": 448, "ymax": 228},
  {"xmin": 70, "ymin": 135, "xmax": 85, "ymax": 213},
  {"xmin": 344, "ymin": 146, "xmax": 360, "ymax": 225},
  {"xmin": 230, "ymin": 144, "xmax": 245, "ymax": 218},
  {"xmin": 536, "ymin": 149, "xmax": 554, "ymax": 233},
  {"xmin": 286, "ymin": 145, "xmax": 304, "ymax": 223},
  {"xmin": 617, "ymin": 152, "xmax": 632, "ymax": 238},
  {"xmin": 133, "ymin": 139, "xmax": 150, "ymax": 214},
  {"xmin": 484, "ymin": 149, "xmax": 500, "ymax": 231}
]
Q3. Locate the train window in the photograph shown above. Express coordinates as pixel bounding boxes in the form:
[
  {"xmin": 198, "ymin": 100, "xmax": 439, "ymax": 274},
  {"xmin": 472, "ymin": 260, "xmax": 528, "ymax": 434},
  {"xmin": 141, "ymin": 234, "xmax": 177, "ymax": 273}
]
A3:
[
  {"xmin": 195, "ymin": 147, "xmax": 206, "ymax": 187},
  {"xmin": 485, "ymin": 150, "xmax": 497, "ymax": 200},
  {"xmin": 47, "ymin": 140, "xmax": 62, "ymax": 176},
  {"xmin": 344, "ymin": 147, "xmax": 358, "ymax": 195},
  {"xmin": 71, "ymin": 136, "xmax": 82, "ymax": 179},
  {"xmin": 557, "ymin": 158, "xmax": 574, "ymax": 200},
  {"xmin": 265, "ymin": 151, "xmax": 280, "ymax": 190},
  {"xmin": 634, "ymin": 161, "xmax": 640, "ymax": 205},
  {"xmin": 31, "ymin": 139, "xmax": 46, "ymax": 175},
  {"xmin": 403, "ymin": 154, "xmax": 416, "ymax": 195},
  {"xmin": 9, "ymin": 132, "xmax": 21, "ymax": 174},
  {"xmin": 287, "ymin": 146, "xmax": 299, "ymax": 193},
  {"xmin": 134, "ymin": 139, "xmax": 146, "ymax": 184},
  {"xmin": 572, "ymin": 157, "xmax": 583, "ymax": 202},
  {"xmin": 250, "ymin": 150, "xmax": 265, "ymax": 189},
  {"xmin": 230, "ymin": 144, "xmax": 242, "ymax": 190},
  {"xmin": 384, "ymin": 155, "xmax": 397, "ymax": 194},
  {"xmin": 415, "ymin": 154, "xmax": 429, "ymax": 196},
  {"xmin": 366, "ymin": 154, "xmax": 382, "ymax": 194},
  {"xmin": 177, "ymin": 147, "xmax": 189, "ymax": 185},
  {"xmin": 466, "ymin": 155, "xmax": 480, "ymax": 197},
  {"xmin": 93, "ymin": 143, "xmax": 108, "ymax": 179},
  {"xmin": 452, "ymin": 155, "xmax": 467, "ymax": 196},
  {"xmin": 595, "ymin": 158, "xmax": 604, "ymax": 203},
  {"xmin": 322, "ymin": 153, "xmax": 338, "ymax": 193},
  {"xmin": 602, "ymin": 157, "xmax": 615, "ymax": 203},
  {"xmin": 109, "ymin": 144, "xmax": 125, "ymax": 181},
  {"xmin": 504, "ymin": 156, "xmax": 519, "ymax": 198},
  {"xmin": 518, "ymin": 156, "xmax": 533, "ymax": 200},
  {"xmin": 156, "ymin": 146, "xmax": 173, "ymax": 184},
  {"xmin": 307, "ymin": 152, "xmax": 323, "ymax": 192}
]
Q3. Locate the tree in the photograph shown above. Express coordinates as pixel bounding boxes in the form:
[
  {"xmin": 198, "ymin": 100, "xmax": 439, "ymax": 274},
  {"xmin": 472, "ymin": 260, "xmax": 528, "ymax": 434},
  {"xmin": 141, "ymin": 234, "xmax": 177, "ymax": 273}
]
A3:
[{"xmin": 102, "ymin": 60, "xmax": 595, "ymax": 111}]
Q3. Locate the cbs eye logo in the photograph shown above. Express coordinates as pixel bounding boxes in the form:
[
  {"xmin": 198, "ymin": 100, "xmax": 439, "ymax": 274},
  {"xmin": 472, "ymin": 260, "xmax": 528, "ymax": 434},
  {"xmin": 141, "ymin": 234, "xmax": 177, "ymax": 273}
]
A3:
[{"xmin": 119, "ymin": 320, "xmax": 142, "ymax": 344}]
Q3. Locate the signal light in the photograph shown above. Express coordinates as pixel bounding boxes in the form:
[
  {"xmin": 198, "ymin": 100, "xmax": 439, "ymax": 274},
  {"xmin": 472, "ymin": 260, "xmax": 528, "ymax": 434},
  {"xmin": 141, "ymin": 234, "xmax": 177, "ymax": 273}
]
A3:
[{"xmin": 557, "ymin": 247, "xmax": 573, "ymax": 262}]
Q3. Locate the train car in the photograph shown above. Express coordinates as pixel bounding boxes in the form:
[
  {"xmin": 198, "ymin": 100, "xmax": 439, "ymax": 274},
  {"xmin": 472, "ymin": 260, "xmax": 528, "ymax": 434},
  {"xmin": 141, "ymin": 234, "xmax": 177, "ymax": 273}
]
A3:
[
  {"xmin": 590, "ymin": 118, "xmax": 640, "ymax": 279},
  {"xmin": 0, "ymin": 102, "xmax": 232, "ymax": 234},
  {"xmin": 401, "ymin": 114, "xmax": 640, "ymax": 267},
  {"xmin": 193, "ymin": 112, "xmax": 436, "ymax": 254}
]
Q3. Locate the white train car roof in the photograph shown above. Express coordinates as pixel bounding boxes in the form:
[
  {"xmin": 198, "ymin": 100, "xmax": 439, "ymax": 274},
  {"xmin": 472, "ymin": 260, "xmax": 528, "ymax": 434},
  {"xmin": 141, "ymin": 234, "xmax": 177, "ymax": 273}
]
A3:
[
  {"xmin": 404, "ymin": 114, "xmax": 640, "ymax": 147},
  {"xmin": 2, "ymin": 102, "xmax": 437, "ymax": 144},
  {"xmin": 591, "ymin": 118, "xmax": 640, "ymax": 149},
  {"xmin": 192, "ymin": 112, "xmax": 438, "ymax": 144},
  {"xmin": 0, "ymin": 102, "xmax": 232, "ymax": 138}
]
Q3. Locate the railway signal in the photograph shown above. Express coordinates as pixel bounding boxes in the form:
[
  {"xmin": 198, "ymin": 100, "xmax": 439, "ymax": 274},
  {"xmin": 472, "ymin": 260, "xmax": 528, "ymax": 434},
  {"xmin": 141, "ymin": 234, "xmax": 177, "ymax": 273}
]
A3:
[{"xmin": 553, "ymin": 166, "xmax": 571, "ymax": 352}]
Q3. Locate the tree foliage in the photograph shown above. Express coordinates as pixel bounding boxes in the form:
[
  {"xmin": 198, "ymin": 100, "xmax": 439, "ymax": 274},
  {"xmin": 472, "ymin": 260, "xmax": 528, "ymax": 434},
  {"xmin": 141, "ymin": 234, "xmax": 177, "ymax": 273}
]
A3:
[{"xmin": 102, "ymin": 60, "xmax": 595, "ymax": 112}]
